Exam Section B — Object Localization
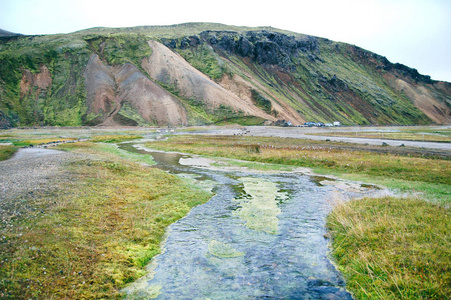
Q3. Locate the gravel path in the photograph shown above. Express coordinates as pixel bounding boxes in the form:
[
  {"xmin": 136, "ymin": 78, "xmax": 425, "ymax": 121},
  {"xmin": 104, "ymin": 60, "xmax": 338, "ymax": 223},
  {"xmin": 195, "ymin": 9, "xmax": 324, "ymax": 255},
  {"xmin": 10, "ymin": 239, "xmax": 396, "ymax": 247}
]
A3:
[{"xmin": 0, "ymin": 148, "xmax": 81, "ymax": 226}]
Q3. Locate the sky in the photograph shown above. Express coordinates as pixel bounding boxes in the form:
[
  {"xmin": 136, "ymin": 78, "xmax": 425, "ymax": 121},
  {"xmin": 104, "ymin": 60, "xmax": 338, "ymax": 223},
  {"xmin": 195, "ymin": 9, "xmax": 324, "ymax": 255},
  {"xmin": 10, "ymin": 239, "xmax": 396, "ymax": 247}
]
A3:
[{"xmin": 1, "ymin": 0, "xmax": 450, "ymax": 82}]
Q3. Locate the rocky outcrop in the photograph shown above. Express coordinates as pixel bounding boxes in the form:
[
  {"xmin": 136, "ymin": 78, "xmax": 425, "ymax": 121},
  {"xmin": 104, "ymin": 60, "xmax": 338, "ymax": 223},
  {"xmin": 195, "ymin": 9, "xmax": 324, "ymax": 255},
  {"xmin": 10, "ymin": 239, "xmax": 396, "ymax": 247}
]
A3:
[
  {"xmin": 162, "ymin": 30, "xmax": 320, "ymax": 71},
  {"xmin": 346, "ymin": 45, "xmax": 434, "ymax": 84}
]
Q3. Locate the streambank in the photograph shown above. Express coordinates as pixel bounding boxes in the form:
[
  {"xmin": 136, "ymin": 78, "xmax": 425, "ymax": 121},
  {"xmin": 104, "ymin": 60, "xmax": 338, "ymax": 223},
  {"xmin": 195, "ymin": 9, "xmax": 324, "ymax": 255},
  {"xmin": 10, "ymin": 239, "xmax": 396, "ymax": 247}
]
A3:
[{"xmin": 120, "ymin": 142, "xmax": 387, "ymax": 299}]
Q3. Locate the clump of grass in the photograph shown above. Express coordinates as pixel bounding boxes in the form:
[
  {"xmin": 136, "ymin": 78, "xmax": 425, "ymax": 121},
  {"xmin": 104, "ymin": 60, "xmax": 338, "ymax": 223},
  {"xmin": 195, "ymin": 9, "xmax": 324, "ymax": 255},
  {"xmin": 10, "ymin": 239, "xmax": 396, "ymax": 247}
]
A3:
[
  {"xmin": 327, "ymin": 197, "xmax": 451, "ymax": 299},
  {"xmin": 10, "ymin": 138, "xmax": 78, "ymax": 147},
  {"xmin": 58, "ymin": 141, "xmax": 155, "ymax": 166},
  {"xmin": 0, "ymin": 145, "xmax": 17, "ymax": 161},
  {"xmin": 90, "ymin": 135, "xmax": 141, "ymax": 143},
  {"xmin": 0, "ymin": 149, "xmax": 211, "ymax": 298}
]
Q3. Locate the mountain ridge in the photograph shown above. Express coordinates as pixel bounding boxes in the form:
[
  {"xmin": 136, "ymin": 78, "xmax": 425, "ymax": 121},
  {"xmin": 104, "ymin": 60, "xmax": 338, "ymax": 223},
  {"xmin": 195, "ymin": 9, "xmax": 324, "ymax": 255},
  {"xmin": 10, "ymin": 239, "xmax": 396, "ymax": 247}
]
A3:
[{"xmin": 0, "ymin": 22, "xmax": 449, "ymax": 128}]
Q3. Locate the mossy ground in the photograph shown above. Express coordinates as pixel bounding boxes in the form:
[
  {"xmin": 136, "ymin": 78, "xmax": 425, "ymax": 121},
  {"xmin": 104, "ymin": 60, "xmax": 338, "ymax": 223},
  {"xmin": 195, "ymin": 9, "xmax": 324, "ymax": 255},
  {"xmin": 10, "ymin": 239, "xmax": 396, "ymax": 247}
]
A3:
[
  {"xmin": 0, "ymin": 145, "xmax": 17, "ymax": 161},
  {"xmin": 0, "ymin": 139, "xmax": 211, "ymax": 299}
]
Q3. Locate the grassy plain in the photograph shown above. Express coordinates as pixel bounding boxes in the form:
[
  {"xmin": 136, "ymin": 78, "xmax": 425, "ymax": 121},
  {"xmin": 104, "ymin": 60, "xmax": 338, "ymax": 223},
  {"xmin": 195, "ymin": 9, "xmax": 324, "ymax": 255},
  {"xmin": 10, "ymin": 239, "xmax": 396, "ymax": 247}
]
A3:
[
  {"xmin": 308, "ymin": 127, "xmax": 451, "ymax": 143},
  {"xmin": 0, "ymin": 133, "xmax": 211, "ymax": 299}
]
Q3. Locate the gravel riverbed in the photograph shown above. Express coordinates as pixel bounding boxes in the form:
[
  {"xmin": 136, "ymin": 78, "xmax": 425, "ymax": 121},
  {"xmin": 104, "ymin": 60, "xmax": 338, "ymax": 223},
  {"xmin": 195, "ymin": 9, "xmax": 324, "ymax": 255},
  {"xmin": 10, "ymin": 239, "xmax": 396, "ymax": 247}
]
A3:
[{"xmin": 0, "ymin": 148, "xmax": 81, "ymax": 227}]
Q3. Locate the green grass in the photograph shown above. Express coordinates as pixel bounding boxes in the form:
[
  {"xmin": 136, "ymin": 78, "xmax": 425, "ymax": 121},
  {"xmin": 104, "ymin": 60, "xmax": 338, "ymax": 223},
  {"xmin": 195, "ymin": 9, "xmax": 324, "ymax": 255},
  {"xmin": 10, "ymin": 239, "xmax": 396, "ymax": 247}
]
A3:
[
  {"xmin": 214, "ymin": 116, "xmax": 267, "ymax": 126},
  {"xmin": 177, "ymin": 43, "xmax": 228, "ymax": 80},
  {"xmin": 0, "ymin": 141, "xmax": 212, "ymax": 299},
  {"xmin": 307, "ymin": 130, "xmax": 451, "ymax": 143},
  {"xmin": 58, "ymin": 141, "xmax": 156, "ymax": 166},
  {"xmin": 11, "ymin": 137, "xmax": 78, "ymax": 147},
  {"xmin": 77, "ymin": 22, "xmax": 299, "ymax": 39},
  {"xmin": 327, "ymin": 197, "xmax": 451, "ymax": 299},
  {"xmin": 0, "ymin": 145, "xmax": 17, "ymax": 161},
  {"xmin": 90, "ymin": 134, "xmax": 142, "ymax": 143}
]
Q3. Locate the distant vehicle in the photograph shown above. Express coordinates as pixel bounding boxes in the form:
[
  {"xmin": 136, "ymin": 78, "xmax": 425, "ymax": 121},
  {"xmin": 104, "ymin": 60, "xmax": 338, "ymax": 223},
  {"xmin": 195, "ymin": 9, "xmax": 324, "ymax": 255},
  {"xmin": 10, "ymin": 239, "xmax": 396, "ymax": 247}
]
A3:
[
  {"xmin": 333, "ymin": 121, "xmax": 341, "ymax": 126},
  {"xmin": 304, "ymin": 122, "xmax": 316, "ymax": 127},
  {"xmin": 325, "ymin": 123, "xmax": 333, "ymax": 127},
  {"xmin": 316, "ymin": 122, "xmax": 325, "ymax": 127}
]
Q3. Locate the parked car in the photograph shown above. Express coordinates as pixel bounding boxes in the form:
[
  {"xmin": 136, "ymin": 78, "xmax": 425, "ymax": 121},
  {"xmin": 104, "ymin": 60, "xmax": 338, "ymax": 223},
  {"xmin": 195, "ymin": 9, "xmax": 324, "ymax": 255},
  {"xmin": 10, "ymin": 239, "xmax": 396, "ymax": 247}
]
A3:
[
  {"xmin": 333, "ymin": 121, "xmax": 341, "ymax": 126},
  {"xmin": 325, "ymin": 123, "xmax": 333, "ymax": 127}
]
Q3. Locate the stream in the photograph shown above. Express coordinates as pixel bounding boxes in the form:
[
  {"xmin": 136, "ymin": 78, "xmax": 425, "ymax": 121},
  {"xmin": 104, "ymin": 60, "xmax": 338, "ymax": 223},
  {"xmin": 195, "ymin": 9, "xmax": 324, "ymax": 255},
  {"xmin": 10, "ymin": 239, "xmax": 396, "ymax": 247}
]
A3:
[{"xmin": 119, "ymin": 141, "xmax": 382, "ymax": 299}]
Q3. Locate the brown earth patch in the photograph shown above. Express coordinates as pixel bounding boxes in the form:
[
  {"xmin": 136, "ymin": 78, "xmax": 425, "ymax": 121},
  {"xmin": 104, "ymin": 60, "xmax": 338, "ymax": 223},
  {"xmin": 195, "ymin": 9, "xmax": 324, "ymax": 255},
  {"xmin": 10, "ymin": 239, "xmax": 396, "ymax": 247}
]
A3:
[
  {"xmin": 142, "ymin": 40, "xmax": 272, "ymax": 119},
  {"xmin": 84, "ymin": 54, "xmax": 187, "ymax": 126},
  {"xmin": 218, "ymin": 61, "xmax": 303, "ymax": 124},
  {"xmin": 115, "ymin": 63, "xmax": 187, "ymax": 125},
  {"xmin": 20, "ymin": 65, "xmax": 52, "ymax": 99},
  {"xmin": 384, "ymin": 73, "xmax": 451, "ymax": 124}
]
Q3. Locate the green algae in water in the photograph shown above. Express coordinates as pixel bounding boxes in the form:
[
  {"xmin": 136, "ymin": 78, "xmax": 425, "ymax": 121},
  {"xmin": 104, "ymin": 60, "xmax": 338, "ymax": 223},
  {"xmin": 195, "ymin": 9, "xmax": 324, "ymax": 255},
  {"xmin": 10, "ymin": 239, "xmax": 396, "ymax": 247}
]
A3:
[
  {"xmin": 128, "ymin": 285, "xmax": 161, "ymax": 299},
  {"xmin": 233, "ymin": 177, "xmax": 285, "ymax": 235},
  {"xmin": 208, "ymin": 240, "xmax": 244, "ymax": 258}
]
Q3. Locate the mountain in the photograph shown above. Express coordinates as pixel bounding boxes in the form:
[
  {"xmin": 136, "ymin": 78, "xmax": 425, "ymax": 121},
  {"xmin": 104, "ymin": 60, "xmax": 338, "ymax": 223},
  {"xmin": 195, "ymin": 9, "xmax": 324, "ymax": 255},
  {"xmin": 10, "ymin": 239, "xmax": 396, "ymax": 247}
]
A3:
[
  {"xmin": 0, "ymin": 29, "xmax": 21, "ymax": 37},
  {"xmin": 0, "ymin": 23, "xmax": 450, "ymax": 128}
]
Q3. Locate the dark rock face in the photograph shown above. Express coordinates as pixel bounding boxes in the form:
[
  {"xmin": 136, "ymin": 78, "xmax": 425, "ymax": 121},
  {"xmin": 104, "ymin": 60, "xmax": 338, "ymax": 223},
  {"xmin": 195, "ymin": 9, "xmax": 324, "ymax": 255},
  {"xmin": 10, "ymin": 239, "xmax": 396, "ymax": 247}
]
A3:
[
  {"xmin": 180, "ymin": 35, "xmax": 201, "ymax": 49},
  {"xmin": 165, "ymin": 30, "xmax": 319, "ymax": 71},
  {"xmin": 348, "ymin": 45, "xmax": 434, "ymax": 84},
  {"xmin": 205, "ymin": 30, "xmax": 320, "ymax": 70},
  {"xmin": 328, "ymin": 74, "xmax": 348, "ymax": 92},
  {"xmin": 390, "ymin": 63, "xmax": 433, "ymax": 84},
  {"xmin": 236, "ymin": 36, "xmax": 254, "ymax": 56}
]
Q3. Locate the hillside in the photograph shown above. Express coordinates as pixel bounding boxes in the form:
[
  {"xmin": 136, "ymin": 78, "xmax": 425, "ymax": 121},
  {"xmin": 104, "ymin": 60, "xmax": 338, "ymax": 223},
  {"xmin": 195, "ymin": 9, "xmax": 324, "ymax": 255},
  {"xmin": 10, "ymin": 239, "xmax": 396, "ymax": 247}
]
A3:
[
  {"xmin": 0, "ymin": 22, "xmax": 450, "ymax": 128},
  {"xmin": 0, "ymin": 29, "xmax": 21, "ymax": 37}
]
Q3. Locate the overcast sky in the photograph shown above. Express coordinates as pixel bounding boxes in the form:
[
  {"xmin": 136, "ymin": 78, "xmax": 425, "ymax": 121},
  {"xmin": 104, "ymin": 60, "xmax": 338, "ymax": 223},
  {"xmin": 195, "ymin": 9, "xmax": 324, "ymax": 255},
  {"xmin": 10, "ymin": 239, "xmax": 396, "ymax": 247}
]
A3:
[{"xmin": 1, "ymin": 0, "xmax": 450, "ymax": 82}]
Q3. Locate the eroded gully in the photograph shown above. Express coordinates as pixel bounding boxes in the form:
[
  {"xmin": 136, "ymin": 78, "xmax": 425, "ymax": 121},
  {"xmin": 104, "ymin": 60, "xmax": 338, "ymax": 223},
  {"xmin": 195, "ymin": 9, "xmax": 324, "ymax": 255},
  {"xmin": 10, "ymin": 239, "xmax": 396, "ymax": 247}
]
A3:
[{"xmin": 118, "ymin": 141, "xmax": 384, "ymax": 299}]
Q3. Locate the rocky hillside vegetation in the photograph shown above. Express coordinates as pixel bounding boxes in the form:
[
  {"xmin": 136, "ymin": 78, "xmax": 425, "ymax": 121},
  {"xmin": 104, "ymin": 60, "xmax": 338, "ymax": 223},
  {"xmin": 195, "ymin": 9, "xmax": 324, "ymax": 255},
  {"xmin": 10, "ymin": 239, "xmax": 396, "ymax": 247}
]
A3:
[{"xmin": 0, "ymin": 22, "xmax": 450, "ymax": 128}]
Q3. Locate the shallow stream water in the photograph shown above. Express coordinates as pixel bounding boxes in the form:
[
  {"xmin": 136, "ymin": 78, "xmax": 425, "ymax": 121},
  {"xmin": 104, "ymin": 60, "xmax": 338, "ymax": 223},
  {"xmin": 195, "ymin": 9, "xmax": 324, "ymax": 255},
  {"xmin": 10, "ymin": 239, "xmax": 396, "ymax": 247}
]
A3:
[{"xmin": 119, "ymin": 142, "xmax": 379, "ymax": 299}]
